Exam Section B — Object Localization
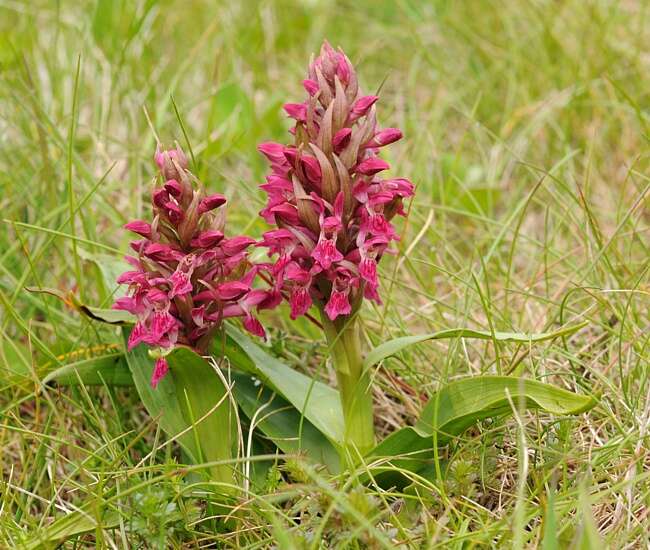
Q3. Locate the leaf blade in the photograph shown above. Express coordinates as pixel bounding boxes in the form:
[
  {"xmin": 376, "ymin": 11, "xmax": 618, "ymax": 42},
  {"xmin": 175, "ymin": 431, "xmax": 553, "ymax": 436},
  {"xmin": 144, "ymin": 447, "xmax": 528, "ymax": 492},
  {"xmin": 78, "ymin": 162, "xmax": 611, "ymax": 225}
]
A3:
[
  {"xmin": 232, "ymin": 372, "xmax": 340, "ymax": 472},
  {"xmin": 123, "ymin": 329, "xmax": 237, "ymax": 486},
  {"xmin": 414, "ymin": 375, "xmax": 597, "ymax": 442},
  {"xmin": 367, "ymin": 376, "xmax": 597, "ymax": 486},
  {"xmin": 43, "ymin": 353, "xmax": 133, "ymax": 387},
  {"xmin": 222, "ymin": 325, "xmax": 345, "ymax": 446},
  {"xmin": 364, "ymin": 322, "xmax": 588, "ymax": 368}
]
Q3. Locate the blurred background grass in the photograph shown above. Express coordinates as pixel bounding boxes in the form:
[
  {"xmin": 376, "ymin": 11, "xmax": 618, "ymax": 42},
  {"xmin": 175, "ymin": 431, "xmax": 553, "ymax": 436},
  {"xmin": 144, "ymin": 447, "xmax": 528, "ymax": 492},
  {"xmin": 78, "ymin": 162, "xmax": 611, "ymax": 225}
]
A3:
[{"xmin": 1, "ymin": 0, "xmax": 649, "ymax": 547}]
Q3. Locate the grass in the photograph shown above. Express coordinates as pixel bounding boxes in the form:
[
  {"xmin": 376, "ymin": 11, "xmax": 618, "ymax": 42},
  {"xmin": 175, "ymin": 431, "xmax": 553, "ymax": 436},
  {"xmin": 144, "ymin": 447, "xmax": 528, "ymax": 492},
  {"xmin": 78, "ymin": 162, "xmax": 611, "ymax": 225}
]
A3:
[{"xmin": 1, "ymin": 0, "xmax": 649, "ymax": 547}]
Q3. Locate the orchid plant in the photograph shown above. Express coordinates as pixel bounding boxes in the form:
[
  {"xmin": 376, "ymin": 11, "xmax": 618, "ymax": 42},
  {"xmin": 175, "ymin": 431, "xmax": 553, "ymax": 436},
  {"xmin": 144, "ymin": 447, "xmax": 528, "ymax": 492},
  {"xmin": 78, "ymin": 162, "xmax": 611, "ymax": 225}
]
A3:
[
  {"xmin": 43, "ymin": 41, "xmax": 596, "ymax": 507},
  {"xmin": 257, "ymin": 41, "xmax": 414, "ymax": 456}
]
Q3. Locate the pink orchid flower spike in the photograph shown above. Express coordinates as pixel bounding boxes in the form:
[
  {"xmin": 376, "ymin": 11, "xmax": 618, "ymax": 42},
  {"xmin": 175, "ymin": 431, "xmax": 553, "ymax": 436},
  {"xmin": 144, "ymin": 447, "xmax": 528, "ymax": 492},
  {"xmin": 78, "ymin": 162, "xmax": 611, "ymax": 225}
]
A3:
[
  {"xmin": 114, "ymin": 144, "xmax": 274, "ymax": 387},
  {"xmin": 257, "ymin": 40, "xmax": 414, "ymax": 322}
]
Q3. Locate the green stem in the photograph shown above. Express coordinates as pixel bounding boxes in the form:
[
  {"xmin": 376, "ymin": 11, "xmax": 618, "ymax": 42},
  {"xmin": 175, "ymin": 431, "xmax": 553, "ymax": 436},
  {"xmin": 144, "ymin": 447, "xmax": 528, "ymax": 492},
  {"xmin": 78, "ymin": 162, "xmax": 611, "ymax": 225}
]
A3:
[{"xmin": 321, "ymin": 314, "xmax": 375, "ymax": 458}]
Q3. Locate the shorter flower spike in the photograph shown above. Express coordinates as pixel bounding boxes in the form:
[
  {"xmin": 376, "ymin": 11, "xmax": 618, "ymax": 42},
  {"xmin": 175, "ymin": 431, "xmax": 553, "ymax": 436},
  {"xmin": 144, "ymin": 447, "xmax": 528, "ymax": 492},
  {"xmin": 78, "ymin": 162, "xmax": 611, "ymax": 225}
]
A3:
[
  {"xmin": 115, "ymin": 145, "xmax": 272, "ymax": 386},
  {"xmin": 257, "ymin": 41, "xmax": 414, "ymax": 321}
]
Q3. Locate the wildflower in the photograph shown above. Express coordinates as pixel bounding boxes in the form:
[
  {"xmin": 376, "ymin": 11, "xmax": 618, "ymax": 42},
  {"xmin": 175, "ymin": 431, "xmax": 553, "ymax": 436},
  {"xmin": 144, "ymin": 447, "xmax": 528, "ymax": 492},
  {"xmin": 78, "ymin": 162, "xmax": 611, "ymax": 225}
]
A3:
[
  {"xmin": 115, "ymin": 144, "xmax": 272, "ymax": 387},
  {"xmin": 257, "ymin": 41, "xmax": 414, "ymax": 321}
]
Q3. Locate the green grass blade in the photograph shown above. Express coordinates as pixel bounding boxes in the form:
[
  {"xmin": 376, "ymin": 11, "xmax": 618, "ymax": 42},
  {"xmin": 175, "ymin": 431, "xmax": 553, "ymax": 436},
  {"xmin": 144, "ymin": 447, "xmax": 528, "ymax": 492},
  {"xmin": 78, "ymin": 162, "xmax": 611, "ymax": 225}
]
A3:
[{"xmin": 22, "ymin": 506, "xmax": 121, "ymax": 550}]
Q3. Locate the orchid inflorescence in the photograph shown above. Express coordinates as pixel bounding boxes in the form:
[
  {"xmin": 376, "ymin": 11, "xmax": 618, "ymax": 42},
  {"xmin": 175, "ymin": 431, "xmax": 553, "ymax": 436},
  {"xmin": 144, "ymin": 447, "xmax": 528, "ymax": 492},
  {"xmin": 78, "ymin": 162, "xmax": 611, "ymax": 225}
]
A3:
[
  {"xmin": 114, "ymin": 147, "xmax": 273, "ymax": 387},
  {"xmin": 114, "ymin": 40, "xmax": 413, "ymax": 422},
  {"xmin": 257, "ymin": 41, "xmax": 414, "ymax": 322}
]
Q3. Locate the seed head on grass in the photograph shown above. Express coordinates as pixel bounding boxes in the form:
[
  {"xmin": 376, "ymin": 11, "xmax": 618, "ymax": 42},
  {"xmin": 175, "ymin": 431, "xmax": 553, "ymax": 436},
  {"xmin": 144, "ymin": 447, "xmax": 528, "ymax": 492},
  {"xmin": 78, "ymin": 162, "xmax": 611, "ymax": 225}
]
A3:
[
  {"xmin": 257, "ymin": 40, "xmax": 414, "ymax": 321},
  {"xmin": 114, "ymin": 145, "xmax": 273, "ymax": 386}
]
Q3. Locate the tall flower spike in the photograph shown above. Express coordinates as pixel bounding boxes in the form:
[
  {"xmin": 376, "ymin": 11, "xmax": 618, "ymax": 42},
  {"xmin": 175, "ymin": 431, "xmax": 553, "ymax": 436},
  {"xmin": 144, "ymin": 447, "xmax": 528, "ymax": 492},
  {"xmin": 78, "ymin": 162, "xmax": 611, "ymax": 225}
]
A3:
[
  {"xmin": 258, "ymin": 41, "xmax": 414, "ymax": 322},
  {"xmin": 115, "ymin": 144, "xmax": 273, "ymax": 387}
]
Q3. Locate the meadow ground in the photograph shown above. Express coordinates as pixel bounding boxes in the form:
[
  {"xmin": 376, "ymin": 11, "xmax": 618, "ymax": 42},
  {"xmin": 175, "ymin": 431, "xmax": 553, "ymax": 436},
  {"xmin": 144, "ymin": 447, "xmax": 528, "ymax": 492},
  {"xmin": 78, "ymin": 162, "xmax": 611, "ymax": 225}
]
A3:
[{"xmin": 1, "ymin": 0, "xmax": 649, "ymax": 547}]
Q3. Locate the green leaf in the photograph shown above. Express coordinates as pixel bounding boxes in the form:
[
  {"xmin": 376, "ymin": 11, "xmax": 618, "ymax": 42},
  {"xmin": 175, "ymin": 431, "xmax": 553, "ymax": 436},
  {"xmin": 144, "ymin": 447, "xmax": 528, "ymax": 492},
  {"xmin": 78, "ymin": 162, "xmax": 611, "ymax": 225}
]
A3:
[
  {"xmin": 24, "ymin": 286, "xmax": 133, "ymax": 325},
  {"xmin": 43, "ymin": 353, "xmax": 133, "ymax": 386},
  {"xmin": 367, "ymin": 376, "xmax": 596, "ymax": 486},
  {"xmin": 123, "ymin": 329, "xmax": 238, "ymax": 486},
  {"xmin": 22, "ymin": 506, "xmax": 120, "ymax": 550},
  {"xmin": 232, "ymin": 372, "xmax": 340, "ymax": 473},
  {"xmin": 221, "ymin": 325, "xmax": 345, "ymax": 446},
  {"xmin": 76, "ymin": 305, "xmax": 133, "ymax": 325},
  {"xmin": 414, "ymin": 376, "xmax": 597, "ymax": 441},
  {"xmin": 366, "ymin": 426, "xmax": 435, "ymax": 489},
  {"xmin": 77, "ymin": 248, "xmax": 130, "ymax": 301},
  {"xmin": 364, "ymin": 322, "xmax": 589, "ymax": 368},
  {"xmin": 41, "ymin": 339, "xmax": 340, "ymax": 471}
]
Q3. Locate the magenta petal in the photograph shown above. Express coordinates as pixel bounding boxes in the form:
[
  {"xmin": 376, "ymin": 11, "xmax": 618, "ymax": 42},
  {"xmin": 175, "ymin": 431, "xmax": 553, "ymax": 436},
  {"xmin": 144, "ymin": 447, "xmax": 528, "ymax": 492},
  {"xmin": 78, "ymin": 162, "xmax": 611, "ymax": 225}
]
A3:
[
  {"xmin": 258, "ymin": 142, "xmax": 287, "ymax": 165},
  {"xmin": 220, "ymin": 236, "xmax": 256, "ymax": 256},
  {"xmin": 165, "ymin": 201, "xmax": 183, "ymax": 224},
  {"xmin": 164, "ymin": 179, "xmax": 182, "ymax": 197},
  {"xmin": 124, "ymin": 220, "xmax": 152, "ymax": 238},
  {"xmin": 350, "ymin": 95, "xmax": 379, "ymax": 120},
  {"xmin": 150, "ymin": 357, "xmax": 169, "ymax": 388},
  {"xmin": 303, "ymin": 79, "xmax": 319, "ymax": 96},
  {"xmin": 191, "ymin": 305, "xmax": 206, "ymax": 327},
  {"xmin": 144, "ymin": 242, "xmax": 180, "ymax": 262},
  {"xmin": 289, "ymin": 287, "xmax": 312, "ymax": 320},
  {"xmin": 190, "ymin": 230, "xmax": 225, "ymax": 248},
  {"xmin": 301, "ymin": 155, "xmax": 321, "ymax": 183},
  {"xmin": 312, "ymin": 239, "xmax": 343, "ymax": 270},
  {"xmin": 332, "ymin": 128, "xmax": 352, "ymax": 153},
  {"xmin": 336, "ymin": 55, "xmax": 351, "ymax": 84},
  {"xmin": 370, "ymin": 128, "xmax": 402, "ymax": 148},
  {"xmin": 284, "ymin": 262, "xmax": 311, "ymax": 285},
  {"xmin": 198, "ymin": 194, "xmax": 227, "ymax": 216},
  {"xmin": 324, "ymin": 290, "xmax": 352, "ymax": 321},
  {"xmin": 116, "ymin": 271, "xmax": 145, "ymax": 285},
  {"xmin": 169, "ymin": 270, "xmax": 193, "ymax": 299},
  {"xmin": 383, "ymin": 177, "xmax": 415, "ymax": 197},
  {"xmin": 356, "ymin": 157, "xmax": 390, "ymax": 176},
  {"xmin": 364, "ymin": 281, "xmax": 382, "ymax": 303},
  {"xmin": 243, "ymin": 315, "xmax": 265, "ymax": 338},
  {"xmin": 152, "ymin": 188, "xmax": 169, "ymax": 208},
  {"xmin": 359, "ymin": 257, "xmax": 378, "ymax": 286},
  {"xmin": 145, "ymin": 311, "xmax": 179, "ymax": 347},
  {"xmin": 113, "ymin": 296, "xmax": 141, "ymax": 314},
  {"xmin": 128, "ymin": 323, "xmax": 147, "ymax": 351},
  {"xmin": 283, "ymin": 102, "xmax": 307, "ymax": 122},
  {"xmin": 215, "ymin": 280, "xmax": 250, "ymax": 300}
]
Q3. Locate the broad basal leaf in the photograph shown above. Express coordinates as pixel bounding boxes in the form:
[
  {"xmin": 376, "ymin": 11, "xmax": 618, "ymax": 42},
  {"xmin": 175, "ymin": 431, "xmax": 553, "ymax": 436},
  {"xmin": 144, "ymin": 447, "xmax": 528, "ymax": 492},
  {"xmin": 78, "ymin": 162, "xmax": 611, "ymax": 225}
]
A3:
[
  {"xmin": 368, "ymin": 376, "xmax": 596, "ymax": 486},
  {"xmin": 43, "ymin": 353, "xmax": 132, "ymax": 387},
  {"xmin": 220, "ymin": 325, "xmax": 345, "ymax": 447},
  {"xmin": 123, "ymin": 329, "xmax": 238, "ymax": 486},
  {"xmin": 232, "ymin": 371, "xmax": 340, "ymax": 473},
  {"xmin": 414, "ymin": 375, "xmax": 596, "ymax": 441},
  {"xmin": 364, "ymin": 322, "xmax": 588, "ymax": 368}
]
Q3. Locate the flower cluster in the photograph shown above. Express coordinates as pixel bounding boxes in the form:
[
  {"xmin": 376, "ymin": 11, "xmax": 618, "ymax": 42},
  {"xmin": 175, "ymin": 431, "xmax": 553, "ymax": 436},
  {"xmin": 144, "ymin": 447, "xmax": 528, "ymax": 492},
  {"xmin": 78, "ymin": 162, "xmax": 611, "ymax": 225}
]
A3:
[
  {"xmin": 114, "ymin": 146, "xmax": 272, "ymax": 386},
  {"xmin": 258, "ymin": 41, "xmax": 414, "ymax": 321}
]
